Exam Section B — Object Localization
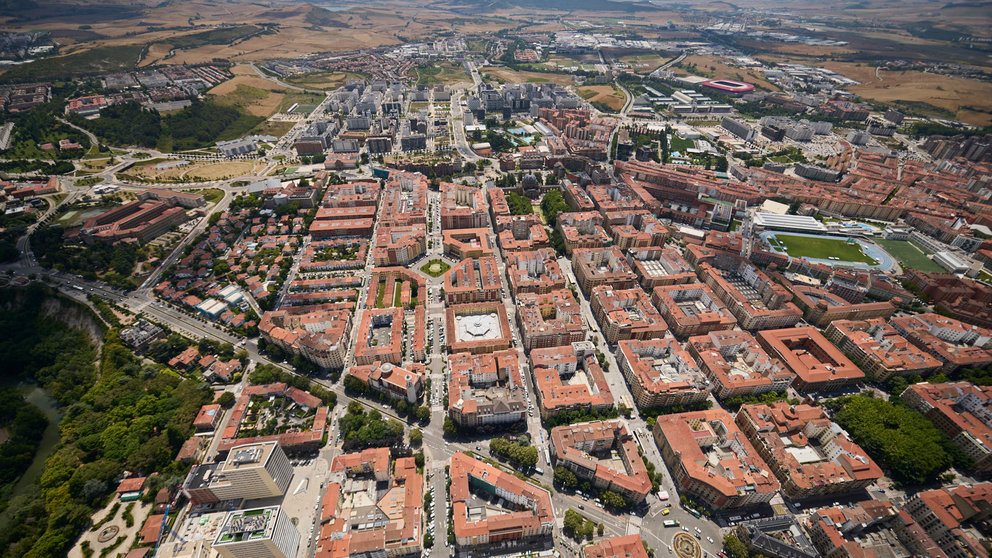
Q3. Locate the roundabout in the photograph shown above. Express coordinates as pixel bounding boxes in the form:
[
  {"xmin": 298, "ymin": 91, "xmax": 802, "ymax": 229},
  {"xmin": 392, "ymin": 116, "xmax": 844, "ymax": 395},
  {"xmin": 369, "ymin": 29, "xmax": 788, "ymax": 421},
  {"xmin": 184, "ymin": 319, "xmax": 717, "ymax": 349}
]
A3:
[{"xmin": 672, "ymin": 532, "xmax": 702, "ymax": 558}]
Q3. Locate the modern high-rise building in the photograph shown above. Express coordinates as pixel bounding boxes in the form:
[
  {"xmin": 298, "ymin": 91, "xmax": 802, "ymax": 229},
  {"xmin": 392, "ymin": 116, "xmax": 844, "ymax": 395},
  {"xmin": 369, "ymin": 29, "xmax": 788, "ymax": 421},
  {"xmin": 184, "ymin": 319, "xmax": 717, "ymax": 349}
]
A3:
[
  {"xmin": 213, "ymin": 506, "xmax": 300, "ymax": 558},
  {"xmin": 183, "ymin": 442, "xmax": 293, "ymax": 505}
]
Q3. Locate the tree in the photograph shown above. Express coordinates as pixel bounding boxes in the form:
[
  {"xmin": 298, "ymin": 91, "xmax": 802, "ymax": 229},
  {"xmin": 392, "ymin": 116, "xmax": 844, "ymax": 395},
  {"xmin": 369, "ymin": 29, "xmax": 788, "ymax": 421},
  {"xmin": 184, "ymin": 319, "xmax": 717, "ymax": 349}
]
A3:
[
  {"xmin": 554, "ymin": 466, "xmax": 578, "ymax": 488},
  {"xmin": 217, "ymin": 391, "xmax": 236, "ymax": 409},
  {"xmin": 409, "ymin": 428, "xmax": 423, "ymax": 446},
  {"xmin": 563, "ymin": 509, "xmax": 583, "ymax": 536},
  {"xmin": 723, "ymin": 534, "xmax": 749, "ymax": 558},
  {"xmin": 443, "ymin": 416, "xmax": 458, "ymax": 437},
  {"xmin": 600, "ymin": 490, "xmax": 628, "ymax": 510},
  {"xmin": 597, "ymin": 523, "xmax": 605, "ymax": 536},
  {"xmin": 414, "ymin": 452, "xmax": 425, "ymax": 469},
  {"xmin": 416, "ymin": 405, "xmax": 431, "ymax": 422},
  {"xmin": 424, "ymin": 532, "xmax": 434, "ymax": 548}
]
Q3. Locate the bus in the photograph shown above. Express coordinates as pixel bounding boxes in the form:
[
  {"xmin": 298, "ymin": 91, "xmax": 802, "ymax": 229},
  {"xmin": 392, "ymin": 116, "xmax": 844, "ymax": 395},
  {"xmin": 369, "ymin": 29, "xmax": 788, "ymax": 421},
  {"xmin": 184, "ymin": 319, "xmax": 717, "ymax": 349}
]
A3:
[
  {"xmin": 687, "ymin": 508, "xmax": 701, "ymax": 518},
  {"xmin": 663, "ymin": 520, "xmax": 679, "ymax": 528}
]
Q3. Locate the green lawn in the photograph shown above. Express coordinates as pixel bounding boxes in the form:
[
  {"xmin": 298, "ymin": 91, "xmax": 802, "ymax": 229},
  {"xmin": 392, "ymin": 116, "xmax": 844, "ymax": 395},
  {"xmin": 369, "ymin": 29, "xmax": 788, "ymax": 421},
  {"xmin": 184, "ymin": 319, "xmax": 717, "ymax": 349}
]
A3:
[
  {"xmin": 770, "ymin": 234, "xmax": 877, "ymax": 264},
  {"xmin": 420, "ymin": 259, "xmax": 450, "ymax": 278},
  {"xmin": 876, "ymin": 239, "xmax": 943, "ymax": 272}
]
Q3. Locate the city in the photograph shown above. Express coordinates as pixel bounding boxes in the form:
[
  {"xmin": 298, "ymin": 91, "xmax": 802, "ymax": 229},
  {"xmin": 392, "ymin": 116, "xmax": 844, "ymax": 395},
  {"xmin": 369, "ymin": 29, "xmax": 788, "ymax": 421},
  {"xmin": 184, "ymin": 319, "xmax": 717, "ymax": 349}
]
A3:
[{"xmin": 0, "ymin": 3, "xmax": 991, "ymax": 558}]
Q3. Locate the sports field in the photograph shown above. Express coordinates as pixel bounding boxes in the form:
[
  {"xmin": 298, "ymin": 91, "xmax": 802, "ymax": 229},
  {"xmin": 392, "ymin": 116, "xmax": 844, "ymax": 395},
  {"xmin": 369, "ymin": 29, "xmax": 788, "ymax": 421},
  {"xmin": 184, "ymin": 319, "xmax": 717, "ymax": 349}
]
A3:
[
  {"xmin": 875, "ymin": 239, "xmax": 943, "ymax": 272},
  {"xmin": 768, "ymin": 234, "xmax": 876, "ymax": 264}
]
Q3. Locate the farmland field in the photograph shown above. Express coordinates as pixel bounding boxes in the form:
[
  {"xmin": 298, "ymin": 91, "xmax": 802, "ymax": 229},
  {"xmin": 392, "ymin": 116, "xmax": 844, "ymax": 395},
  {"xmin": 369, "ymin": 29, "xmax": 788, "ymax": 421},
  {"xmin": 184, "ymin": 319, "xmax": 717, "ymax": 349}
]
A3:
[
  {"xmin": 284, "ymin": 71, "xmax": 367, "ymax": 90},
  {"xmin": 576, "ymin": 85, "xmax": 626, "ymax": 112},
  {"xmin": 481, "ymin": 66, "xmax": 574, "ymax": 86},
  {"xmin": 207, "ymin": 78, "xmax": 287, "ymax": 117}
]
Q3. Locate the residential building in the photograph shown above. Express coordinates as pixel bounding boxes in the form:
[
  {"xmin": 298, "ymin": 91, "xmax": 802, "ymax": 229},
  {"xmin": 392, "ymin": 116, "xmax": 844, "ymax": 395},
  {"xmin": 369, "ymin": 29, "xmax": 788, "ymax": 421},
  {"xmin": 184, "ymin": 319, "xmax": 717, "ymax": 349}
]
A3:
[
  {"xmin": 758, "ymin": 327, "xmax": 865, "ymax": 392},
  {"xmin": 448, "ymin": 350, "xmax": 527, "ymax": 429},
  {"xmin": 259, "ymin": 305, "xmax": 352, "ymax": 369},
  {"xmin": 902, "ymin": 382, "xmax": 992, "ymax": 473},
  {"xmin": 736, "ymin": 403, "xmax": 883, "ymax": 499},
  {"xmin": 443, "ymin": 228, "xmax": 494, "ymax": 259},
  {"xmin": 348, "ymin": 362, "xmax": 425, "ymax": 404},
  {"xmin": 651, "ymin": 283, "xmax": 737, "ymax": 339},
  {"xmin": 516, "ymin": 289, "xmax": 585, "ymax": 350},
  {"xmin": 572, "ymin": 247, "xmax": 639, "ymax": 295},
  {"xmin": 590, "ymin": 285, "xmax": 668, "ymax": 344},
  {"xmin": 557, "ymin": 212, "xmax": 610, "ymax": 254},
  {"xmin": 441, "ymin": 182, "xmax": 489, "ymax": 229},
  {"xmin": 496, "ymin": 215, "xmax": 550, "ymax": 253},
  {"xmin": 506, "ymin": 249, "xmax": 567, "ymax": 296},
  {"xmin": 787, "ymin": 284, "xmax": 896, "ymax": 327},
  {"xmin": 903, "ymin": 485, "xmax": 992, "ymax": 558},
  {"xmin": 628, "ymin": 247, "xmax": 697, "ymax": 290},
  {"xmin": 354, "ymin": 308, "xmax": 404, "ymax": 365},
  {"xmin": 653, "ymin": 409, "xmax": 780, "ymax": 509},
  {"xmin": 213, "ymin": 506, "xmax": 300, "ymax": 558},
  {"xmin": 617, "ymin": 338, "xmax": 709, "ymax": 409},
  {"xmin": 551, "ymin": 421, "xmax": 652, "ymax": 503},
  {"xmin": 183, "ymin": 442, "xmax": 293, "ymax": 504},
  {"xmin": 698, "ymin": 258, "xmax": 803, "ymax": 330},
  {"xmin": 891, "ymin": 313, "xmax": 992, "ymax": 373},
  {"xmin": 583, "ymin": 535, "xmax": 650, "ymax": 558},
  {"xmin": 688, "ymin": 330, "xmax": 795, "ymax": 400},
  {"xmin": 373, "ymin": 225, "xmax": 427, "ymax": 266},
  {"xmin": 531, "ymin": 341, "xmax": 615, "ymax": 418},
  {"xmin": 449, "ymin": 452, "xmax": 554, "ymax": 548},
  {"xmin": 446, "ymin": 302, "xmax": 513, "ymax": 354},
  {"xmin": 824, "ymin": 319, "xmax": 941, "ymax": 380},
  {"xmin": 443, "ymin": 257, "xmax": 503, "ymax": 304}
]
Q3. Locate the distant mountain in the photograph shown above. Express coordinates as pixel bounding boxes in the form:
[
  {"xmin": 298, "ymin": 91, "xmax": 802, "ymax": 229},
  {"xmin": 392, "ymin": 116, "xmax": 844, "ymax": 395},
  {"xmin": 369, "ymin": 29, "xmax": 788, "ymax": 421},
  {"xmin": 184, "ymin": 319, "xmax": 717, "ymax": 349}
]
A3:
[{"xmin": 443, "ymin": 0, "xmax": 661, "ymax": 13}]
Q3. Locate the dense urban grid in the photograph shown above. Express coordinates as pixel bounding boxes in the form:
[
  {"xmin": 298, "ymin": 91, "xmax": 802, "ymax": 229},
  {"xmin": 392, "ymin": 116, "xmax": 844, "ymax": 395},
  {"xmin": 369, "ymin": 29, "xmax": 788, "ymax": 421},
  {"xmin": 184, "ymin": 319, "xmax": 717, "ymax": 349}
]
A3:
[{"xmin": 1, "ymin": 5, "xmax": 992, "ymax": 558}]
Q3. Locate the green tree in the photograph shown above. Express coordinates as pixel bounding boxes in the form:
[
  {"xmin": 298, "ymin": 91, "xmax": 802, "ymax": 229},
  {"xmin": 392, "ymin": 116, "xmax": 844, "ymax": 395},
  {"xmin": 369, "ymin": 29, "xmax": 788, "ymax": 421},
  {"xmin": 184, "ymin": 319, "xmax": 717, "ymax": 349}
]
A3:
[
  {"xmin": 597, "ymin": 523, "xmax": 605, "ymax": 536},
  {"xmin": 723, "ymin": 534, "xmax": 749, "ymax": 558},
  {"xmin": 554, "ymin": 466, "xmax": 578, "ymax": 488},
  {"xmin": 416, "ymin": 405, "xmax": 431, "ymax": 422},
  {"xmin": 409, "ymin": 428, "xmax": 423, "ymax": 446},
  {"xmin": 600, "ymin": 490, "xmax": 628, "ymax": 510},
  {"xmin": 443, "ymin": 416, "xmax": 458, "ymax": 437},
  {"xmin": 217, "ymin": 391, "xmax": 236, "ymax": 409}
]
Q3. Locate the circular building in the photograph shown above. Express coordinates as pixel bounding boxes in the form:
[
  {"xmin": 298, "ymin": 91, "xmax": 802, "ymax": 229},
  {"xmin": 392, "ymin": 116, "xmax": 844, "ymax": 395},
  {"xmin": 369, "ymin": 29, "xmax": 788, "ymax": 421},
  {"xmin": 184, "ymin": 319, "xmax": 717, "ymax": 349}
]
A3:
[{"xmin": 702, "ymin": 79, "xmax": 755, "ymax": 96}]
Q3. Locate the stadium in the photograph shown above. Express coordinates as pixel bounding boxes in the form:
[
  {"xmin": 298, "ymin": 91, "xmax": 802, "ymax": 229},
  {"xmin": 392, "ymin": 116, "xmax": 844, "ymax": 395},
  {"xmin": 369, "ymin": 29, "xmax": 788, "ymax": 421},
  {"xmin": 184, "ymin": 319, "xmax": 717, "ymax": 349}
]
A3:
[{"xmin": 702, "ymin": 79, "xmax": 755, "ymax": 95}]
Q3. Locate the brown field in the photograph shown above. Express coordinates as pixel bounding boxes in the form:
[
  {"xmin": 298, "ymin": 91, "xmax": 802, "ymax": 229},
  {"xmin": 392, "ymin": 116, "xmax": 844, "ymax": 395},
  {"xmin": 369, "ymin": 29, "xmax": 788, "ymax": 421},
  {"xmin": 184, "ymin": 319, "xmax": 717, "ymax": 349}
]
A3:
[
  {"xmin": 284, "ymin": 71, "xmax": 366, "ymax": 90},
  {"xmin": 139, "ymin": 42, "xmax": 173, "ymax": 67},
  {"xmin": 615, "ymin": 53, "xmax": 672, "ymax": 74},
  {"xmin": 206, "ymin": 72, "xmax": 289, "ymax": 117},
  {"xmin": 251, "ymin": 120, "xmax": 296, "ymax": 138},
  {"xmin": 577, "ymin": 85, "xmax": 626, "ymax": 111},
  {"xmin": 673, "ymin": 55, "xmax": 780, "ymax": 92},
  {"xmin": 481, "ymin": 66, "xmax": 574, "ymax": 86},
  {"xmin": 821, "ymin": 62, "xmax": 992, "ymax": 126},
  {"xmin": 127, "ymin": 160, "xmax": 263, "ymax": 182}
]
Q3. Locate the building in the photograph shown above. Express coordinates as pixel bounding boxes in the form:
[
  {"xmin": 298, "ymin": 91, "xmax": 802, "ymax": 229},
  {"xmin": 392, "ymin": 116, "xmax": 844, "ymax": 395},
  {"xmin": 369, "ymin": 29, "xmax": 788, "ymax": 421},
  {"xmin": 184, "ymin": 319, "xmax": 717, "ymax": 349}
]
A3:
[
  {"xmin": 617, "ymin": 338, "xmax": 709, "ymax": 409},
  {"xmin": 120, "ymin": 319, "xmax": 165, "ymax": 353},
  {"xmin": 380, "ymin": 171, "xmax": 428, "ymax": 227},
  {"xmin": 443, "ymin": 257, "xmax": 502, "ymax": 304},
  {"xmin": 736, "ymin": 403, "xmax": 883, "ymax": 499},
  {"xmin": 688, "ymin": 330, "xmax": 795, "ymax": 400},
  {"xmin": 194, "ymin": 403, "xmax": 223, "ymax": 432},
  {"xmin": 448, "ymin": 350, "xmax": 527, "ymax": 429},
  {"xmin": 531, "ymin": 342, "xmax": 615, "ymax": 418},
  {"xmin": 348, "ymin": 362, "xmax": 425, "ymax": 404},
  {"xmin": 557, "ymin": 212, "xmax": 611, "ymax": 254},
  {"xmin": 183, "ymin": 442, "xmax": 293, "ymax": 504},
  {"xmin": 441, "ymin": 182, "xmax": 489, "ymax": 229},
  {"xmin": 497, "ymin": 215, "xmax": 550, "ymax": 253},
  {"xmin": 787, "ymin": 284, "xmax": 896, "ymax": 327},
  {"xmin": 77, "ymin": 199, "xmax": 188, "ymax": 243},
  {"xmin": 551, "ymin": 421, "xmax": 652, "ymax": 503},
  {"xmin": 449, "ymin": 452, "xmax": 554, "ymax": 548},
  {"xmin": 354, "ymin": 308, "xmax": 405, "ymax": 365},
  {"xmin": 824, "ymin": 319, "xmax": 941, "ymax": 381},
  {"xmin": 373, "ymin": 225, "xmax": 427, "ymax": 266},
  {"xmin": 891, "ymin": 313, "xmax": 992, "ymax": 372},
  {"xmin": 216, "ymin": 138, "xmax": 258, "ymax": 158},
  {"xmin": 903, "ymin": 485, "xmax": 992, "ymax": 558},
  {"xmin": 516, "ymin": 289, "xmax": 585, "ymax": 350},
  {"xmin": 804, "ymin": 501, "xmax": 936, "ymax": 558},
  {"xmin": 629, "ymin": 247, "xmax": 697, "ymax": 289},
  {"xmin": 259, "ymin": 305, "xmax": 352, "ymax": 369},
  {"xmin": 446, "ymin": 302, "xmax": 513, "ymax": 354},
  {"xmin": 589, "ymin": 285, "xmax": 668, "ymax": 344},
  {"xmin": 506, "ymin": 249, "xmax": 567, "ymax": 296},
  {"xmin": 572, "ymin": 247, "xmax": 639, "ymax": 295},
  {"xmin": 902, "ymin": 382, "xmax": 992, "ymax": 473},
  {"xmin": 583, "ymin": 535, "xmax": 650, "ymax": 558},
  {"xmin": 651, "ymin": 283, "xmax": 737, "ymax": 339},
  {"xmin": 443, "ymin": 228, "xmax": 494, "ymax": 259},
  {"xmin": 758, "ymin": 327, "xmax": 865, "ymax": 392},
  {"xmin": 603, "ymin": 211, "xmax": 669, "ymax": 251},
  {"xmin": 698, "ymin": 258, "xmax": 803, "ymax": 330},
  {"xmin": 317, "ymin": 451, "xmax": 424, "ymax": 558},
  {"xmin": 653, "ymin": 409, "xmax": 780, "ymax": 509},
  {"xmin": 213, "ymin": 506, "xmax": 300, "ymax": 558}
]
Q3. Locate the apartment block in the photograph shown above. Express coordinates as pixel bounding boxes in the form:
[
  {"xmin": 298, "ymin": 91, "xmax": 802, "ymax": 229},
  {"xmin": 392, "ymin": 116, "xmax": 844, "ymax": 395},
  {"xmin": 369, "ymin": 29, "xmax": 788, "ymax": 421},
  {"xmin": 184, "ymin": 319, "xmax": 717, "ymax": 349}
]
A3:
[
  {"xmin": 551, "ymin": 420, "xmax": 652, "ymax": 504},
  {"xmin": 443, "ymin": 256, "xmax": 503, "ymax": 304},
  {"xmin": 583, "ymin": 535, "xmax": 650, "ymax": 558},
  {"xmin": 557, "ymin": 212, "xmax": 611, "ymax": 254},
  {"xmin": 891, "ymin": 313, "xmax": 992, "ymax": 373},
  {"xmin": 651, "ymin": 283, "xmax": 737, "ymax": 339},
  {"xmin": 824, "ymin": 319, "xmax": 941, "ymax": 381},
  {"xmin": 213, "ymin": 506, "xmax": 300, "ymax": 558},
  {"xmin": 496, "ymin": 214, "xmax": 550, "ymax": 252},
  {"xmin": 184, "ymin": 442, "xmax": 293, "ymax": 505},
  {"xmin": 603, "ymin": 210, "xmax": 669, "ymax": 251},
  {"xmin": 788, "ymin": 284, "xmax": 896, "ymax": 327},
  {"xmin": 373, "ymin": 224, "xmax": 427, "ymax": 266},
  {"xmin": 321, "ymin": 179, "xmax": 380, "ymax": 207},
  {"xmin": 902, "ymin": 382, "xmax": 992, "ymax": 473},
  {"xmin": 590, "ymin": 285, "xmax": 668, "ymax": 344},
  {"xmin": 317, "ymin": 450, "xmax": 423, "ymax": 558},
  {"xmin": 531, "ymin": 341, "xmax": 615, "ymax": 418},
  {"xmin": 516, "ymin": 289, "xmax": 586, "ymax": 350},
  {"xmin": 354, "ymin": 308, "xmax": 404, "ymax": 365},
  {"xmin": 572, "ymin": 247, "xmax": 639, "ymax": 295},
  {"xmin": 617, "ymin": 338, "xmax": 709, "ymax": 409},
  {"xmin": 506, "ymin": 249, "xmax": 567, "ymax": 296},
  {"xmin": 78, "ymin": 199, "xmax": 188, "ymax": 244},
  {"xmin": 449, "ymin": 452, "xmax": 554, "ymax": 548},
  {"xmin": 448, "ymin": 350, "xmax": 527, "ymax": 429},
  {"xmin": 688, "ymin": 330, "xmax": 795, "ymax": 400},
  {"xmin": 736, "ymin": 403, "xmax": 883, "ymax": 499},
  {"xmin": 758, "ymin": 327, "xmax": 865, "ymax": 392},
  {"xmin": 903, "ymin": 485, "xmax": 992, "ymax": 558},
  {"xmin": 348, "ymin": 361, "xmax": 425, "ymax": 404},
  {"xmin": 653, "ymin": 410, "xmax": 780, "ymax": 509},
  {"xmin": 441, "ymin": 182, "xmax": 488, "ymax": 229},
  {"xmin": 628, "ymin": 247, "xmax": 697, "ymax": 290},
  {"xmin": 444, "ymin": 228, "xmax": 495, "ymax": 259},
  {"xmin": 698, "ymin": 259, "xmax": 803, "ymax": 330},
  {"xmin": 259, "ymin": 305, "xmax": 352, "ymax": 369}
]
